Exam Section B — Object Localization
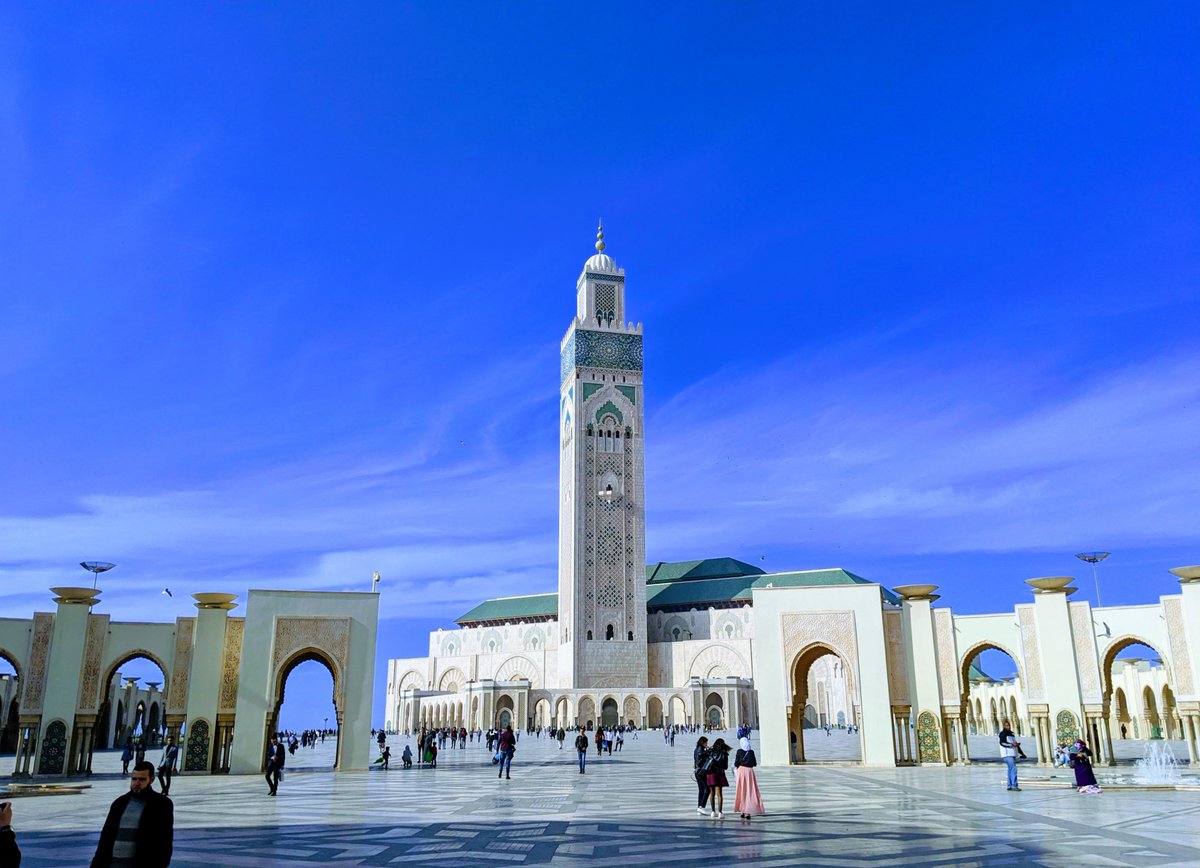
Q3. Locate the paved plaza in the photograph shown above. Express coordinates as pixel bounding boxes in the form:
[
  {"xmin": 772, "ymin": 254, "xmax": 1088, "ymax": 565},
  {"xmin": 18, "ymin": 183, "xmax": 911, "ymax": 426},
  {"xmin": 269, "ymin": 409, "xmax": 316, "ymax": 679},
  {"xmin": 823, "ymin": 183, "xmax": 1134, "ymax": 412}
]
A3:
[{"xmin": 6, "ymin": 730, "xmax": 1200, "ymax": 866}]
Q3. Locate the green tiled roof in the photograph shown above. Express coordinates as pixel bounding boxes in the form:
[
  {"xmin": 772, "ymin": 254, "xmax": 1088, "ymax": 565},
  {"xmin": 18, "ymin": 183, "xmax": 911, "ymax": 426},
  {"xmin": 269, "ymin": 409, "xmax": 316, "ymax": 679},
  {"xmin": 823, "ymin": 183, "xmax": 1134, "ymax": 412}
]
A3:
[
  {"xmin": 967, "ymin": 662, "xmax": 991, "ymax": 682},
  {"xmin": 646, "ymin": 558, "xmax": 765, "ymax": 584},
  {"xmin": 646, "ymin": 567, "xmax": 900, "ymax": 609},
  {"xmin": 454, "ymin": 560, "xmax": 898, "ymax": 624},
  {"xmin": 455, "ymin": 593, "xmax": 558, "ymax": 625}
]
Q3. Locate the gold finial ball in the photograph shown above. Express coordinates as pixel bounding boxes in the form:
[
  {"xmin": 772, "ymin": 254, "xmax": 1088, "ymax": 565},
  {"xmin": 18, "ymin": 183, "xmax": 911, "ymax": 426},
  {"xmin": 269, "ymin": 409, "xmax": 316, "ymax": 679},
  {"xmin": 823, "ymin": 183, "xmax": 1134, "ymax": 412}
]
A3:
[{"xmin": 595, "ymin": 220, "xmax": 605, "ymax": 252}]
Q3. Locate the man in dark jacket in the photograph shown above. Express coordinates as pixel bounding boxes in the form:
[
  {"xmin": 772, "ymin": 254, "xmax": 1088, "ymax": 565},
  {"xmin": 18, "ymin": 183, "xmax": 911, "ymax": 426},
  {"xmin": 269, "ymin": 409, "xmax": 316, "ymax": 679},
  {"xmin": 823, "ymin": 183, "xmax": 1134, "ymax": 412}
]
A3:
[
  {"xmin": 90, "ymin": 761, "xmax": 173, "ymax": 867},
  {"xmin": 265, "ymin": 736, "xmax": 285, "ymax": 796}
]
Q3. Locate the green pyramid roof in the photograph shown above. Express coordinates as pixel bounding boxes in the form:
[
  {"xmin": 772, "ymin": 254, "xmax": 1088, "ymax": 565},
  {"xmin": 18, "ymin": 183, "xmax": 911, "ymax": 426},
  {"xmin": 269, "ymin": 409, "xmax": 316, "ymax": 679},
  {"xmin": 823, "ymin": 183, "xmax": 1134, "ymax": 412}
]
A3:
[{"xmin": 454, "ymin": 559, "xmax": 897, "ymax": 623}]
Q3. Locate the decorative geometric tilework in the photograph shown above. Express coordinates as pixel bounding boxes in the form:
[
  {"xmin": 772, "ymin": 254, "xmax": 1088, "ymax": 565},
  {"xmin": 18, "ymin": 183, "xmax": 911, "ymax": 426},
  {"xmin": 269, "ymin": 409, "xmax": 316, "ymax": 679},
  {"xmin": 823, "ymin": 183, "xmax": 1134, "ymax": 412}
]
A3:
[
  {"xmin": 594, "ymin": 283, "xmax": 616, "ymax": 319},
  {"xmin": 1055, "ymin": 709, "xmax": 1079, "ymax": 744},
  {"xmin": 185, "ymin": 719, "xmax": 211, "ymax": 771},
  {"xmin": 585, "ymin": 271, "xmax": 624, "ymax": 282},
  {"xmin": 616, "ymin": 385, "xmax": 636, "ymax": 404},
  {"xmin": 917, "ymin": 711, "xmax": 941, "ymax": 763},
  {"xmin": 581, "ymin": 382, "xmax": 603, "ymax": 400},
  {"xmin": 38, "ymin": 719, "xmax": 66, "ymax": 774},
  {"xmin": 594, "ymin": 401, "xmax": 623, "ymax": 424},
  {"xmin": 561, "ymin": 329, "xmax": 643, "ymax": 383}
]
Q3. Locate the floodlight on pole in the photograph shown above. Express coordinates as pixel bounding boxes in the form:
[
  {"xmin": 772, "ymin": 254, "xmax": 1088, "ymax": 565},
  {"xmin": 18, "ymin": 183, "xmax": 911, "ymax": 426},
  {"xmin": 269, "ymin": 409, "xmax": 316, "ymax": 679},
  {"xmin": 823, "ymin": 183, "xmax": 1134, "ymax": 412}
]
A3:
[
  {"xmin": 1075, "ymin": 552, "xmax": 1110, "ymax": 608},
  {"xmin": 80, "ymin": 561, "xmax": 115, "ymax": 590}
]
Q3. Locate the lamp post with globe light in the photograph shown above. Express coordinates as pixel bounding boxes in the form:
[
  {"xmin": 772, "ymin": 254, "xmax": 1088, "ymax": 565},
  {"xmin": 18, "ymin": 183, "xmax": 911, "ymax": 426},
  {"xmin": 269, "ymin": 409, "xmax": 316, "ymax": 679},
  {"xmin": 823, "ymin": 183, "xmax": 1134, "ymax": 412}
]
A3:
[{"xmin": 1075, "ymin": 552, "xmax": 1110, "ymax": 608}]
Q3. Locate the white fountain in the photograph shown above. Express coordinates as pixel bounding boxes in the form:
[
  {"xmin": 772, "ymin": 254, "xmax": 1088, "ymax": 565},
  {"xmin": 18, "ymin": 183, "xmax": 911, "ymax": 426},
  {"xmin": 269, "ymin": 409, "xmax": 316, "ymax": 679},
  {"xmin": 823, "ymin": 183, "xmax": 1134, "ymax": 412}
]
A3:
[{"xmin": 1133, "ymin": 741, "xmax": 1182, "ymax": 786}]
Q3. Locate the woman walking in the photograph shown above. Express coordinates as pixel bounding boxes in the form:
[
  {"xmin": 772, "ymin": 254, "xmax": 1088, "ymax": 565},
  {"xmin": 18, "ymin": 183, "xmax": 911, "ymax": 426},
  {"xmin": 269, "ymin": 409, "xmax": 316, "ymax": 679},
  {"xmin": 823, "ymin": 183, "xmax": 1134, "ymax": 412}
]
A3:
[
  {"xmin": 706, "ymin": 738, "xmax": 731, "ymax": 819},
  {"xmin": 693, "ymin": 736, "xmax": 711, "ymax": 816},
  {"xmin": 733, "ymin": 735, "xmax": 765, "ymax": 819}
]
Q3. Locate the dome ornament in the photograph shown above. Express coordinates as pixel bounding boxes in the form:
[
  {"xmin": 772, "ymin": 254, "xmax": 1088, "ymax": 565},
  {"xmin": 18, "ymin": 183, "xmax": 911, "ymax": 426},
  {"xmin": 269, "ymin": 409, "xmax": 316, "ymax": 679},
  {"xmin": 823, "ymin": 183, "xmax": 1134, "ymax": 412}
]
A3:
[{"xmin": 595, "ymin": 219, "xmax": 606, "ymax": 253}]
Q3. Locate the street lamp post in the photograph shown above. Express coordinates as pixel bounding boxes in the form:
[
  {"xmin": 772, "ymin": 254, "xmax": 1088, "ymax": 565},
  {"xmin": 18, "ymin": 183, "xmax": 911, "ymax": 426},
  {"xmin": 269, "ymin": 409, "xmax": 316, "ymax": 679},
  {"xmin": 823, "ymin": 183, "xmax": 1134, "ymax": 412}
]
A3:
[
  {"xmin": 80, "ymin": 562, "xmax": 115, "ymax": 590},
  {"xmin": 1075, "ymin": 552, "xmax": 1110, "ymax": 608}
]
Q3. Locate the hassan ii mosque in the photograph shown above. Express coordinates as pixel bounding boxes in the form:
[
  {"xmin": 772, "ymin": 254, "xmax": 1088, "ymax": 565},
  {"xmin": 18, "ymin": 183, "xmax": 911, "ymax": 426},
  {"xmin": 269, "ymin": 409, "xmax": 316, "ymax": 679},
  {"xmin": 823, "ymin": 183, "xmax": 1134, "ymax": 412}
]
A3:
[
  {"xmin": 386, "ymin": 225, "xmax": 1200, "ymax": 769},
  {"xmin": 2, "ymin": 228, "xmax": 1200, "ymax": 778}
]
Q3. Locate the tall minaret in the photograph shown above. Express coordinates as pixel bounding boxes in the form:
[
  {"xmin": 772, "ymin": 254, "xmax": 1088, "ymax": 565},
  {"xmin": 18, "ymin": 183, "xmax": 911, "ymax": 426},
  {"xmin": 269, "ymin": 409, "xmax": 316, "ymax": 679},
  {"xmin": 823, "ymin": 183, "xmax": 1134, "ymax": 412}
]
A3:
[{"xmin": 557, "ymin": 223, "xmax": 648, "ymax": 689}]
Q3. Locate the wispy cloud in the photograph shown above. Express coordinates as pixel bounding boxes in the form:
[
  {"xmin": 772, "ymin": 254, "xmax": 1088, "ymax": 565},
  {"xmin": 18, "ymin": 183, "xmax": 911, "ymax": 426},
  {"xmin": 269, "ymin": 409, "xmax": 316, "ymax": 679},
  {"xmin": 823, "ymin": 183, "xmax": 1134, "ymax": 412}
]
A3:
[{"xmin": 2, "ymin": 342, "xmax": 1196, "ymax": 629}]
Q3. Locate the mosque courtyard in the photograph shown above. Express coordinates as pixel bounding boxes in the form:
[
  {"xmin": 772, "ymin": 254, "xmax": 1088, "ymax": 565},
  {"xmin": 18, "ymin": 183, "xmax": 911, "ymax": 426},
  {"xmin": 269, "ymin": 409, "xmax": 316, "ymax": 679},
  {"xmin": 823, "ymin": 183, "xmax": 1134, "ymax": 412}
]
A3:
[{"xmin": 8, "ymin": 731, "xmax": 1200, "ymax": 866}]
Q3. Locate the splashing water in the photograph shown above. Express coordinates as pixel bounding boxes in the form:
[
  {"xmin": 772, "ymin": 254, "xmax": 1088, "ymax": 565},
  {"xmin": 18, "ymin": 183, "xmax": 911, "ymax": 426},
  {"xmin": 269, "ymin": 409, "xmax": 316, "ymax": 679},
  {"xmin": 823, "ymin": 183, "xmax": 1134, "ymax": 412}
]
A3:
[{"xmin": 1133, "ymin": 741, "xmax": 1182, "ymax": 785}]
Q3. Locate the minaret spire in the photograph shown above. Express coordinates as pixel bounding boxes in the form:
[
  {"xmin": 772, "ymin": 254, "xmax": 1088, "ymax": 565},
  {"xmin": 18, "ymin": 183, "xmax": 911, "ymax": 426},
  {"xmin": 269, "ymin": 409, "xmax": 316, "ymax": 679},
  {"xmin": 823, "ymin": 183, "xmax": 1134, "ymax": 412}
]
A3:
[{"xmin": 595, "ymin": 219, "xmax": 605, "ymax": 253}]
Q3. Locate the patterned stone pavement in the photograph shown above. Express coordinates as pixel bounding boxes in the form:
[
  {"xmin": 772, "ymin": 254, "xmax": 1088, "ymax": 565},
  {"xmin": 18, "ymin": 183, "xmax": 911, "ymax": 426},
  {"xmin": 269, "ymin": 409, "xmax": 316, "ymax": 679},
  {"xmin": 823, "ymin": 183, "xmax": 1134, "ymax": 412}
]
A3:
[{"xmin": 6, "ymin": 730, "xmax": 1200, "ymax": 866}]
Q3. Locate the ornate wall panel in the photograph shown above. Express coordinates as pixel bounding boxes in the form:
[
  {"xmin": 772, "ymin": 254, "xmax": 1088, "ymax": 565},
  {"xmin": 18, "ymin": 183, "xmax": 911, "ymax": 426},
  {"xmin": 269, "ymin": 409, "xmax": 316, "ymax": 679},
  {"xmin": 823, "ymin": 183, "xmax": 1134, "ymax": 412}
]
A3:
[
  {"xmin": 218, "ymin": 618, "xmax": 245, "ymax": 712},
  {"xmin": 686, "ymin": 643, "xmax": 751, "ymax": 682},
  {"xmin": 166, "ymin": 618, "xmax": 195, "ymax": 714},
  {"xmin": 38, "ymin": 719, "xmax": 66, "ymax": 774},
  {"xmin": 780, "ymin": 611, "xmax": 858, "ymax": 696},
  {"xmin": 883, "ymin": 610, "xmax": 909, "ymax": 704},
  {"xmin": 917, "ymin": 711, "xmax": 941, "ymax": 763},
  {"xmin": 934, "ymin": 609, "xmax": 960, "ymax": 704},
  {"xmin": 1055, "ymin": 709, "xmax": 1079, "ymax": 744},
  {"xmin": 76, "ymin": 614, "xmax": 110, "ymax": 712},
  {"xmin": 493, "ymin": 655, "xmax": 541, "ymax": 687},
  {"xmin": 271, "ymin": 617, "xmax": 351, "ymax": 704},
  {"xmin": 1017, "ymin": 606, "xmax": 1045, "ymax": 702},
  {"xmin": 1069, "ymin": 603, "xmax": 1102, "ymax": 704},
  {"xmin": 21, "ymin": 613, "xmax": 54, "ymax": 713},
  {"xmin": 184, "ymin": 719, "xmax": 210, "ymax": 771},
  {"xmin": 1162, "ymin": 597, "xmax": 1196, "ymax": 695}
]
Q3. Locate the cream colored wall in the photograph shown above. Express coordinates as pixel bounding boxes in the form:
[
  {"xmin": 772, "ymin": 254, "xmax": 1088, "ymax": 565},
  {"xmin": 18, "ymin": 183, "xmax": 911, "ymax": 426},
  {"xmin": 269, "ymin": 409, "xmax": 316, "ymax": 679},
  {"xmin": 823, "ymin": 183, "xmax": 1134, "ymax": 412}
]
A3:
[
  {"xmin": 100, "ymin": 622, "xmax": 176, "ymax": 684},
  {"xmin": 751, "ymin": 583, "xmax": 895, "ymax": 767},
  {"xmin": 646, "ymin": 637, "xmax": 754, "ymax": 687}
]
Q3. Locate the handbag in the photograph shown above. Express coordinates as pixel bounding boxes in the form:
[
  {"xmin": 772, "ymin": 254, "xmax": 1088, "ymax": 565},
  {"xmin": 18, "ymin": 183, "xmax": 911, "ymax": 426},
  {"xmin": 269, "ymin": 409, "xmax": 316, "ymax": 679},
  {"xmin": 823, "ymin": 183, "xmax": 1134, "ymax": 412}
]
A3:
[{"xmin": 492, "ymin": 750, "xmax": 503, "ymax": 764}]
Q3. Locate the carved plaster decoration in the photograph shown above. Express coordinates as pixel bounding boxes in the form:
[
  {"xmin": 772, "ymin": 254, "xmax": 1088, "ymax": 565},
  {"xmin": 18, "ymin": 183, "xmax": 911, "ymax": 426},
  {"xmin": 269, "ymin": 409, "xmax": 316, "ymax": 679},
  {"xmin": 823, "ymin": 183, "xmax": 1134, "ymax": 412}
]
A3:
[
  {"xmin": 494, "ymin": 654, "xmax": 542, "ymax": 687},
  {"xmin": 437, "ymin": 667, "xmax": 467, "ymax": 692},
  {"xmin": 271, "ymin": 617, "xmax": 350, "ymax": 706},
  {"xmin": 883, "ymin": 610, "xmax": 909, "ymax": 704},
  {"xmin": 780, "ymin": 611, "xmax": 859, "ymax": 698},
  {"xmin": 687, "ymin": 643, "xmax": 751, "ymax": 683},
  {"xmin": 21, "ymin": 613, "xmax": 55, "ymax": 713},
  {"xmin": 1069, "ymin": 602, "xmax": 1102, "ymax": 703},
  {"xmin": 218, "ymin": 618, "xmax": 245, "ymax": 711},
  {"xmin": 1163, "ymin": 597, "xmax": 1196, "ymax": 695},
  {"xmin": 76, "ymin": 614, "xmax": 110, "ymax": 711},
  {"xmin": 934, "ymin": 609, "xmax": 960, "ymax": 704},
  {"xmin": 1017, "ymin": 605, "xmax": 1045, "ymax": 702},
  {"xmin": 166, "ymin": 618, "xmax": 195, "ymax": 714}
]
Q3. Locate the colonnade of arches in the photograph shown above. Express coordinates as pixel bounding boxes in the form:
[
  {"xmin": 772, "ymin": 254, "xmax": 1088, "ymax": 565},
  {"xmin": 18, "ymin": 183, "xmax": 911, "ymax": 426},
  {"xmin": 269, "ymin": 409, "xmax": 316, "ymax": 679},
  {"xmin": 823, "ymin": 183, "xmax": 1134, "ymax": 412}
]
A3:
[{"xmin": 402, "ymin": 689, "xmax": 724, "ymax": 734}]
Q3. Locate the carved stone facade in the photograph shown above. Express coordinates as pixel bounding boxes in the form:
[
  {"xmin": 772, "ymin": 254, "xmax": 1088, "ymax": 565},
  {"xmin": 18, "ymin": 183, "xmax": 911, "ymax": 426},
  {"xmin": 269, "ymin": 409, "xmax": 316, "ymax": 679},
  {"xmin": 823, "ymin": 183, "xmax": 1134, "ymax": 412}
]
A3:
[
  {"xmin": 20, "ymin": 613, "xmax": 54, "ymax": 714},
  {"xmin": 218, "ymin": 618, "xmax": 245, "ymax": 712},
  {"xmin": 166, "ymin": 618, "xmax": 195, "ymax": 714},
  {"xmin": 271, "ymin": 616, "xmax": 351, "ymax": 704},
  {"xmin": 76, "ymin": 614, "xmax": 110, "ymax": 712}
]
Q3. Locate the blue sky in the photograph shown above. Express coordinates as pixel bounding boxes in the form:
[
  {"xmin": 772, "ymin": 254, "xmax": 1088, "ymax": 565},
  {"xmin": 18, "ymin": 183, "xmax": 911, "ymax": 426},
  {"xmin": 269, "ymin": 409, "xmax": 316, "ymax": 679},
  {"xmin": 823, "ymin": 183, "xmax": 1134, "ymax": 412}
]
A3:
[{"xmin": 1, "ymin": 5, "xmax": 1197, "ymax": 730}]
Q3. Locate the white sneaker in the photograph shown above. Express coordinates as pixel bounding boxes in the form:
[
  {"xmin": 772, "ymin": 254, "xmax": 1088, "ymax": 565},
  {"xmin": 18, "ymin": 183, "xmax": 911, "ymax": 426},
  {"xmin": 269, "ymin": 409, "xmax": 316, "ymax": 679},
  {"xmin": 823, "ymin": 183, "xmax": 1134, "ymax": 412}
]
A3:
[
  {"xmin": 697, "ymin": 807, "xmax": 711, "ymax": 816},
  {"xmin": 714, "ymin": 811, "xmax": 724, "ymax": 819}
]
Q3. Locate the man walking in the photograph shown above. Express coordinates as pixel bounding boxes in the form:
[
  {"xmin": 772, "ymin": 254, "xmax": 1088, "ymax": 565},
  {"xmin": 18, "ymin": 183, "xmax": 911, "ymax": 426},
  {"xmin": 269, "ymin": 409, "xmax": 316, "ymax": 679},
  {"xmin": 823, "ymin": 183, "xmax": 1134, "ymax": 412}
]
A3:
[
  {"xmin": 156, "ymin": 736, "xmax": 179, "ymax": 796},
  {"xmin": 574, "ymin": 727, "xmax": 588, "ymax": 774},
  {"xmin": 999, "ymin": 719, "xmax": 1021, "ymax": 791},
  {"xmin": 265, "ymin": 736, "xmax": 286, "ymax": 796},
  {"xmin": 91, "ymin": 760, "xmax": 173, "ymax": 867}
]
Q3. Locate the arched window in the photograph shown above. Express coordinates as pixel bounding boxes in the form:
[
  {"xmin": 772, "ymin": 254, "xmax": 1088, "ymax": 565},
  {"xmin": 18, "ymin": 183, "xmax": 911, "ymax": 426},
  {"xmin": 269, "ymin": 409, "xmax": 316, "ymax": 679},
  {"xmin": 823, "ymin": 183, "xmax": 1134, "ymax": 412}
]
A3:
[
  {"xmin": 605, "ymin": 624, "xmax": 614, "ymax": 641},
  {"xmin": 487, "ymin": 640, "xmax": 497, "ymax": 653},
  {"xmin": 587, "ymin": 630, "xmax": 593, "ymax": 640},
  {"xmin": 672, "ymin": 627, "xmax": 681, "ymax": 641},
  {"xmin": 628, "ymin": 630, "xmax": 634, "ymax": 641}
]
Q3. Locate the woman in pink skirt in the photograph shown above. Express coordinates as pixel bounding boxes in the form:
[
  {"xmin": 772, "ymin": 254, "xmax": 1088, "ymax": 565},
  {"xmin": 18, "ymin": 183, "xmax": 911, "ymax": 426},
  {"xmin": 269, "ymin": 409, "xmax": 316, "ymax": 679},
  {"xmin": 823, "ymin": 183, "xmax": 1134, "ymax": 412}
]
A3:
[{"xmin": 733, "ymin": 736, "xmax": 765, "ymax": 820}]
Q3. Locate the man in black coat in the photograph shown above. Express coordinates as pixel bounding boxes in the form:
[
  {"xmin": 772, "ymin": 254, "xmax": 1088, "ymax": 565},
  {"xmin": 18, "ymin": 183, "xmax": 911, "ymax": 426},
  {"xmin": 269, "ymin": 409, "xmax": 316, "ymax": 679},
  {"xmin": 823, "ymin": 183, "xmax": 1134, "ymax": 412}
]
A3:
[
  {"xmin": 265, "ymin": 736, "xmax": 286, "ymax": 796},
  {"xmin": 90, "ymin": 761, "xmax": 173, "ymax": 867}
]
